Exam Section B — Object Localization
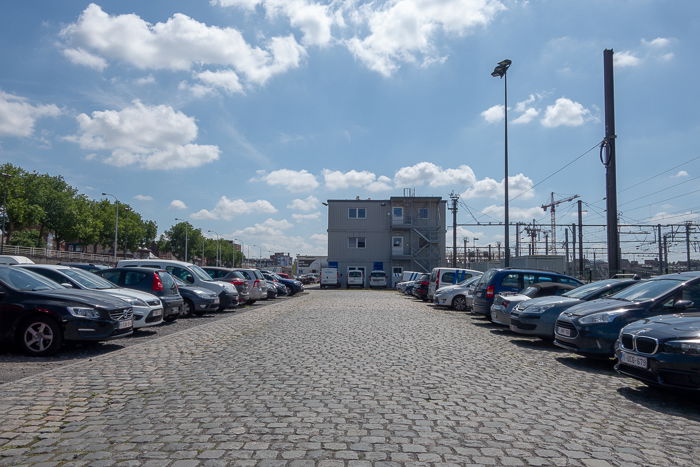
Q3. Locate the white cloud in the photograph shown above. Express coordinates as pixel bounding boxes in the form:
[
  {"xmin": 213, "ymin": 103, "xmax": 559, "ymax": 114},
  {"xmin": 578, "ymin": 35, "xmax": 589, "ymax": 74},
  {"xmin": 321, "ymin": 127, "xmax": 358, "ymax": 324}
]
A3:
[
  {"xmin": 673, "ymin": 170, "xmax": 689, "ymax": 178},
  {"xmin": 648, "ymin": 211, "xmax": 699, "ymax": 224},
  {"xmin": 613, "ymin": 50, "xmax": 641, "ymax": 68},
  {"xmin": 292, "ymin": 212, "xmax": 321, "ymax": 220},
  {"xmin": 323, "ymin": 169, "xmax": 392, "ymax": 191},
  {"xmin": 642, "ymin": 37, "xmax": 671, "ymax": 48},
  {"xmin": 511, "ymin": 107, "xmax": 539, "ymax": 125},
  {"xmin": 61, "ymin": 3, "xmax": 306, "ymax": 87},
  {"xmin": 288, "ymin": 195, "xmax": 320, "ymax": 211},
  {"xmin": 481, "ymin": 204, "xmax": 543, "ymax": 221},
  {"xmin": 345, "ymin": 0, "xmax": 506, "ymax": 76},
  {"xmin": 481, "ymin": 104, "xmax": 504, "ymax": 124},
  {"xmin": 310, "ymin": 233, "xmax": 327, "ymax": 243},
  {"xmin": 0, "ymin": 91, "xmax": 61, "ymax": 138},
  {"xmin": 232, "ymin": 218, "xmax": 325, "ymax": 255},
  {"xmin": 252, "ymin": 169, "xmax": 320, "ymax": 192},
  {"xmin": 135, "ymin": 75, "xmax": 156, "ymax": 85},
  {"xmin": 191, "ymin": 196, "xmax": 277, "ymax": 220},
  {"xmin": 541, "ymin": 98, "xmax": 592, "ymax": 128},
  {"xmin": 193, "ymin": 69, "xmax": 244, "ymax": 94},
  {"xmin": 62, "ymin": 47, "xmax": 108, "ymax": 71},
  {"xmin": 394, "ymin": 162, "xmax": 476, "ymax": 187},
  {"xmin": 134, "ymin": 194, "xmax": 153, "ymax": 201},
  {"xmin": 170, "ymin": 199, "xmax": 188, "ymax": 210},
  {"xmin": 233, "ymin": 218, "xmax": 294, "ymax": 236},
  {"xmin": 461, "ymin": 173, "xmax": 535, "ymax": 200},
  {"xmin": 66, "ymin": 100, "xmax": 220, "ymax": 170}
]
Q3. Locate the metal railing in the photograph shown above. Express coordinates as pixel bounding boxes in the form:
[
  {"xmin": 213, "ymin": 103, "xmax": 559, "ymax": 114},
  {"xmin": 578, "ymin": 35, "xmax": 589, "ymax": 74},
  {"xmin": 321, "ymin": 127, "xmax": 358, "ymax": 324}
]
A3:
[{"xmin": 0, "ymin": 244, "xmax": 122, "ymax": 265}]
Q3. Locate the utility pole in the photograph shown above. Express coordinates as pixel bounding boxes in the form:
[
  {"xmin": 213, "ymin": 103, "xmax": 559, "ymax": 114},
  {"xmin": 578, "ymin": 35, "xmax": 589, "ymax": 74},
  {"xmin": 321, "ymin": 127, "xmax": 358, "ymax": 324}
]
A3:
[
  {"xmin": 524, "ymin": 219, "xmax": 540, "ymax": 256},
  {"xmin": 565, "ymin": 229, "xmax": 570, "ymax": 275},
  {"xmin": 449, "ymin": 192, "xmax": 459, "ymax": 267},
  {"xmin": 578, "ymin": 200, "xmax": 584, "ymax": 276},
  {"xmin": 657, "ymin": 224, "xmax": 664, "ymax": 275},
  {"xmin": 463, "ymin": 238, "xmax": 468, "ymax": 268},
  {"xmin": 541, "ymin": 192, "xmax": 579, "ymax": 254},
  {"xmin": 686, "ymin": 222, "xmax": 692, "ymax": 271},
  {"xmin": 544, "ymin": 232, "xmax": 549, "ymax": 255},
  {"xmin": 571, "ymin": 224, "xmax": 577, "ymax": 276},
  {"xmin": 515, "ymin": 222, "xmax": 521, "ymax": 257},
  {"xmin": 603, "ymin": 49, "xmax": 620, "ymax": 277}
]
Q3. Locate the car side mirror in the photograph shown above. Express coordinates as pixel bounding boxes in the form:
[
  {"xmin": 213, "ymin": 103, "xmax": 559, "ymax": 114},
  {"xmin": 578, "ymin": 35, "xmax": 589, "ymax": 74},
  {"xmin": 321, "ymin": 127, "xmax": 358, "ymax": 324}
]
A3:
[
  {"xmin": 187, "ymin": 276, "xmax": 195, "ymax": 284},
  {"xmin": 674, "ymin": 299, "xmax": 694, "ymax": 310}
]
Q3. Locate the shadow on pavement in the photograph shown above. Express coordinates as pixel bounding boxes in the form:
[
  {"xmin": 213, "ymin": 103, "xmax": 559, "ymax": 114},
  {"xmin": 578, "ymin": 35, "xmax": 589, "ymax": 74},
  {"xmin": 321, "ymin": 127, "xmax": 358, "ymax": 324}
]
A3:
[
  {"xmin": 510, "ymin": 338, "xmax": 566, "ymax": 352},
  {"xmin": 556, "ymin": 355, "xmax": 617, "ymax": 375},
  {"xmin": 617, "ymin": 385, "xmax": 700, "ymax": 421}
]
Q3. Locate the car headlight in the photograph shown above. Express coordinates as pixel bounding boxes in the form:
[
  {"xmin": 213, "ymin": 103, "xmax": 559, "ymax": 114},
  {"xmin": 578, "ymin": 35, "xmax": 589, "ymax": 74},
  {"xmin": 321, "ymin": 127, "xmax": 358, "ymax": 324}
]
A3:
[
  {"xmin": 194, "ymin": 290, "xmax": 207, "ymax": 295},
  {"xmin": 578, "ymin": 310, "xmax": 626, "ymax": 325},
  {"xmin": 523, "ymin": 304, "xmax": 555, "ymax": 314},
  {"xmin": 67, "ymin": 306, "xmax": 102, "ymax": 319},
  {"xmin": 124, "ymin": 297, "xmax": 148, "ymax": 307},
  {"xmin": 663, "ymin": 339, "xmax": 700, "ymax": 355}
]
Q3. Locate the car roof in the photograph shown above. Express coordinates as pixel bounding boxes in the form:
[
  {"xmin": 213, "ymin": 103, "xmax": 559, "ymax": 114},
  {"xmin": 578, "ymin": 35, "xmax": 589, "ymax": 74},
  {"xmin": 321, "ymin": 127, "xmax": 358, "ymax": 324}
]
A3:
[
  {"xmin": 19, "ymin": 264, "xmax": 71, "ymax": 270},
  {"xmin": 102, "ymin": 266, "xmax": 166, "ymax": 272},
  {"xmin": 651, "ymin": 271, "xmax": 700, "ymax": 281}
]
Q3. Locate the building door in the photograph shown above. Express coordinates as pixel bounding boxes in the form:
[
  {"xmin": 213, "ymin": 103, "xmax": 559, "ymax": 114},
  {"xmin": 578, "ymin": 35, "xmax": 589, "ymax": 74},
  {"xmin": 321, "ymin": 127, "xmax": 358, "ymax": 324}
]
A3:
[{"xmin": 392, "ymin": 236, "xmax": 404, "ymax": 255}]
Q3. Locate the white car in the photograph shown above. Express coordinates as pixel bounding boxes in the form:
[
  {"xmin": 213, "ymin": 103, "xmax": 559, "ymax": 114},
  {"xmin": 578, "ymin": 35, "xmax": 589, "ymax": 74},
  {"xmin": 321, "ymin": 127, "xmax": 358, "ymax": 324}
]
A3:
[
  {"xmin": 18, "ymin": 264, "xmax": 164, "ymax": 329},
  {"xmin": 433, "ymin": 275, "xmax": 483, "ymax": 311}
]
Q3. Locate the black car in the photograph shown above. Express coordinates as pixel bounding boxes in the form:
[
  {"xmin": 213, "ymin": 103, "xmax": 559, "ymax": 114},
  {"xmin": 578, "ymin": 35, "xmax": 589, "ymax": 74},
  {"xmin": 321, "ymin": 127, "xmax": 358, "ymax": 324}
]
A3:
[
  {"xmin": 202, "ymin": 267, "xmax": 251, "ymax": 305},
  {"xmin": 554, "ymin": 272, "xmax": 700, "ymax": 358},
  {"xmin": 262, "ymin": 273, "xmax": 287, "ymax": 297},
  {"xmin": 95, "ymin": 267, "xmax": 184, "ymax": 322},
  {"xmin": 171, "ymin": 276, "xmax": 220, "ymax": 316},
  {"xmin": 413, "ymin": 274, "xmax": 431, "ymax": 300},
  {"xmin": 59, "ymin": 262, "xmax": 110, "ymax": 273},
  {"xmin": 615, "ymin": 312, "xmax": 700, "ymax": 391},
  {"xmin": 262, "ymin": 271, "xmax": 303, "ymax": 295},
  {"xmin": 0, "ymin": 266, "xmax": 133, "ymax": 356}
]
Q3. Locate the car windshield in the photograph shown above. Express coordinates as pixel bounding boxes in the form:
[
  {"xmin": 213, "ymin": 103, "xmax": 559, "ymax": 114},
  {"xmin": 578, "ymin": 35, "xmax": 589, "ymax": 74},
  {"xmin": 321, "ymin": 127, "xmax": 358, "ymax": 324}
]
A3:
[
  {"xmin": 190, "ymin": 265, "xmax": 214, "ymax": 281},
  {"xmin": 459, "ymin": 276, "xmax": 481, "ymax": 287},
  {"xmin": 63, "ymin": 268, "xmax": 117, "ymax": 289},
  {"xmin": 522, "ymin": 286, "xmax": 539, "ymax": 297},
  {"xmin": 562, "ymin": 280, "xmax": 617, "ymax": 299},
  {"xmin": 0, "ymin": 267, "xmax": 63, "ymax": 291},
  {"xmin": 609, "ymin": 278, "xmax": 683, "ymax": 302}
]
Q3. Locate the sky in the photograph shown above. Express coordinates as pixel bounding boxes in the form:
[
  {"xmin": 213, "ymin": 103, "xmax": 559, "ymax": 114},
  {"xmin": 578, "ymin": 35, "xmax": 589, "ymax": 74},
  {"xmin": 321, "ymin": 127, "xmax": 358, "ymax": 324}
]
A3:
[{"xmin": 1, "ymin": 0, "xmax": 699, "ymax": 261}]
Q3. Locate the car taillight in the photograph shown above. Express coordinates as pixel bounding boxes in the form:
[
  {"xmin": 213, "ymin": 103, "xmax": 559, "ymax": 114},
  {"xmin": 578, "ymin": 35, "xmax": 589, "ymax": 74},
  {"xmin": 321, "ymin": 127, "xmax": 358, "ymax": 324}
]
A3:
[
  {"xmin": 230, "ymin": 279, "xmax": 245, "ymax": 286},
  {"xmin": 485, "ymin": 285, "xmax": 495, "ymax": 299},
  {"xmin": 253, "ymin": 279, "xmax": 261, "ymax": 288},
  {"xmin": 152, "ymin": 273, "xmax": 164, "ymax": 292},
  {"xmin": 420, "ymin": 280, "xmax": 429, "ymax": 286}
]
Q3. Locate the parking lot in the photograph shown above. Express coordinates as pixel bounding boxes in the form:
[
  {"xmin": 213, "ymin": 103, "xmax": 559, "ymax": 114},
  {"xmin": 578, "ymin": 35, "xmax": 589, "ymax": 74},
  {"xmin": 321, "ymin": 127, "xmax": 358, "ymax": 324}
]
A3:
[{"xmin": 1, "ymin": 288, "xmax": 699, "ymax": 466}]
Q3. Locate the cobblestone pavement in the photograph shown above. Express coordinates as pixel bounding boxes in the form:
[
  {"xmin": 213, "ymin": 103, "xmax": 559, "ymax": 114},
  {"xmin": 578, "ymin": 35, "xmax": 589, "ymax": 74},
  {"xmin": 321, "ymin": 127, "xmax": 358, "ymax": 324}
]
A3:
[{"xmin": 1, "ymin": 289, "xmax": 699, "ymax": 466}]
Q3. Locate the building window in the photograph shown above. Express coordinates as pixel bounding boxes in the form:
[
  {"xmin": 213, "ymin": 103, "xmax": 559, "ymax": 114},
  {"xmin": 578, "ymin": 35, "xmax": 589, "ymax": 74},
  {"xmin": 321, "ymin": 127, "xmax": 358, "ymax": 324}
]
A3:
[
  {"xmin": 418, "ymin": 207, "xmax": 429, "ymax": 219},
  {"xmin": 392, "ymin": 267, "xmax": 403, "ymax": 275},
  {"xmin": 393, "ymin": 207, "xmax": 403, "ymax": 217},
  {"xmin": 349, "ymin": 208, "xmax": 367, "ymax": 219},
  {"xmin": 348, "ymin": 236, "xmax": 366, "ymax": 248},
  {"xmin": 392, "ymin": 237, "xmax": 403, "ymax": 247}
]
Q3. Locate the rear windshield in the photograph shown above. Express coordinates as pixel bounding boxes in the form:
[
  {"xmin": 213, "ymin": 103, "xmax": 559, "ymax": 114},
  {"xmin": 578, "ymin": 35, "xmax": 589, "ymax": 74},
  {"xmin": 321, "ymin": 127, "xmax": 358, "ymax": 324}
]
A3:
[
  {"xmin": 563, "ymin": 280, "xmax": 617, "ymax": 299},
  {"xmin": 371, "ymin": 272, "xmax": 386, "ymax": 277},
  {"xmin": 158, "ymin": 271, "xmax": 176, "ymax": 289},
  {"xmin": 349, "ymin": 271, "xmax": 362, "ymax": 277},
  {"xmin": 190, "ymin": 265, "xmax": 214, "ymax": 281},
  {"xmin": 478, "ymin": 269, "xmax": 497, "ymax": 289},
  {"xmin": 63, "ymin": 268, "xmax": 116, "ymax": 289},
  {"xmin": 610, "ymin": 279, "xmax": 683, "ymax": 302}
]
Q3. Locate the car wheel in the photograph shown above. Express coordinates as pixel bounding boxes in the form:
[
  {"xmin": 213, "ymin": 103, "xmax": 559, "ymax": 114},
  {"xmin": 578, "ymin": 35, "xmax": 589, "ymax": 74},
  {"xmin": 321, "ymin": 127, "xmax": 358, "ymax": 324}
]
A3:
[
  {"xmin": 17, "ymin": 316, "xmax": 63, "ymax": 356},
  {"xmin": 247, "ymin": 299, "xmax": 256, "ymax": 305},
  {"xmin": 164, "ymin": 313, "xmax": 178, "ymax": 323},
  {"xmin": 286, "ymin": 285, "xmax": 293, "ymax": 295},
  {"xmin": 452, "ymin": 296, "xmax": 467, "ymax": 311}
]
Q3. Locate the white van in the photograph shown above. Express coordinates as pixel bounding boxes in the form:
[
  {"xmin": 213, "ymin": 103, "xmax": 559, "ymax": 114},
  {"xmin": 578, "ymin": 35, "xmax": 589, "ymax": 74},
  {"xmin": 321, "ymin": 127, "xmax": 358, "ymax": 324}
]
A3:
[
  {"xmin": 0, "ymin": 255, "xmax": 34, "ymax": 265},
  {"xmin": 369, "ymin": 270, "xmax": 387, "ymax": 288},
  {"xmin": 320, "ymin": 268, "xmax": 339, "ymax": 288},
  {"xmin": 428, "ymin": 267, "xmax": 482, "ymax": 300},
  {"xmin": 347, "ymin": 270, "xmax": 364, "ymax": 288},
  {"xmin": 116, "ymin": 259, "xmax": 239, "ymax": 311}
]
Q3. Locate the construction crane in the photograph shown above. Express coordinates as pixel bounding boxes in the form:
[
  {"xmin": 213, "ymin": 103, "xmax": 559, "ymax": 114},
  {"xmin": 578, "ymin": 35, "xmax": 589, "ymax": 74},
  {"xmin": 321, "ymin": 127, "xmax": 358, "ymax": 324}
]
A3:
[{"xmin": 541, "ymin": 193, "xmax": 579, "ymax": 254}]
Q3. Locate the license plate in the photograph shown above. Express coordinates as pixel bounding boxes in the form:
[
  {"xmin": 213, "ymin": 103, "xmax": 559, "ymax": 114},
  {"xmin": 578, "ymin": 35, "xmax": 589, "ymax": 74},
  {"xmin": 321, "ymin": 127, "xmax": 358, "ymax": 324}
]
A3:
[
  {"xmin": 171, "ymin": 307, "xmax": 179, "ymax": 313},
  {"xmin": 556, "ymin": 326, "xmax": 572, "ymax": 337},
  {"xmin": 152, "ymin": 309, "xmax": 162, "ymax": 317},
  {"xmin": 620, "ymin": 351, "xmax": 647, "ymax": 369},
  {"xmin": 118, "ymin": 319, "xmax": 132, "ymax": 329},
  {"xmin": 213, "ymin": 298, "xmax": 220, "ymax": 304}
]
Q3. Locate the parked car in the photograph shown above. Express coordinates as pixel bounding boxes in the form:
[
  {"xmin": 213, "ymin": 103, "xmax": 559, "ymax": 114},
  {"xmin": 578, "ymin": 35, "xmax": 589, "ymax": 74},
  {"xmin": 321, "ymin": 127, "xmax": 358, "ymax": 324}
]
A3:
[
  {"xmin": 413, "ymin": 273, "xmax": 431, "ymax": 300},
  {"xmin": 117, "ymin": 259, "xmax": 238, "ymax": 311},
  {"xmin": 263, "ymin": 271, "xmax": 304, "ymax": 295},
  {"xmin": 19, "ymin": 264, "xmax": 164, "ymax": 328},
  {"xmin": 347, "ymin": 270, "xmax": 364, "ymax": 288},
  {"xmin": 433, "ymin": 274, "xmax": 483, "ymax": 311},
  {"xmin": 204, "ymin": 267, "xmax": 266, "ymax": 304},
  {"xmin": 510, "ymin": 278, "xmax": 639, "ymax": 340},
  {"xmin": 0, "ymin": 266, "xmax": 133, "ymax": 356},
  {"xmin": 59, "ymin": 262, "xmax": 109, "ymax": 273},
  {"xmin": 428, "ymin": 268, "xmax": 482, "ymax": 301},
  {"xmin": 262, "ymin": 273, "xmax": 287, "ymax": 296},
  {"xmin": 554, "ymin": 271, "xmax": 700, "ymax": 358},
  {"xmin": 169, "ymin": 275, "xmax": 220, "ymax": 316},
  {"xmin": 201, "ymin": 269, "xmax": 250, "ymax": 305},
  {"xmin": 615, "ymin": 312, "xmax": 700, "ymax": 391},
  {"xmin": 92, "ymin": 267, "xmax": 183, "ymax": 322},
  {"xmin": 472, "ymin": 268, "xmax": 583, "ymax": 317},
  {"xmin": 264, "ymin": 281, "xmax": 278, "ymax": 299},
  {"xmin": 320, "ymin": 268, "xmax": 340, "ymax": 288},
  {"xmin": 490, "ymin": 282, "xmax": 577, "ymax": 326},
  {"xmin": 369, "ymin": 270, "xmax": 388, "ymax": 289},
  {"xmin": 0, "ymin": 255, "xmax": 34, "ymax": 265}
]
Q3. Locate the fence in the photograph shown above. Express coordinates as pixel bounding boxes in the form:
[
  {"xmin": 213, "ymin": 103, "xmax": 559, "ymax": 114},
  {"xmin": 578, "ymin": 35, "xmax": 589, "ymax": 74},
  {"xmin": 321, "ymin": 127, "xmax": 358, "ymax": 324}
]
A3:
[{"xmin": 0, "ymin": 244, "xmax": 122, "ymax": 265}]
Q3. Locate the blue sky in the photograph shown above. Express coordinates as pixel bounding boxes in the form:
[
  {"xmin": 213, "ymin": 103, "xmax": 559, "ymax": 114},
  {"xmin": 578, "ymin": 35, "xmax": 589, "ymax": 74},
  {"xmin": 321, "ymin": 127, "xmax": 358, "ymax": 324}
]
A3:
[{"xmin": 1, "ymin": 0, "xmax": 698, "ymax": 260}]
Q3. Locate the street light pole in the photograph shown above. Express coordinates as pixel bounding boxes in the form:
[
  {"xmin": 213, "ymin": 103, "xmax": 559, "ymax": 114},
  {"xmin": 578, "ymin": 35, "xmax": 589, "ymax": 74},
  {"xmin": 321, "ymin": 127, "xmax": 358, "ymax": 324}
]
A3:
[
  {"xmin": 101, "ymin": 192, "xmax": 119, "ymax": 264},
  {"xmin": 491, "ymin": 59, "xmax": 512, "ymax": 267},
  {"xmin": 175, "ymin": 218, "xmax": 188, "ymax": 262},
  {"xmin": 208, "ymin": 230, "xmax": 221, "ymax": 266},
  {"xmin": 0, "ymin": 172, "xmax": 10, "ymax": 255},
  {"xmin": 473, "ymin": 237, "xmax": 479, "ymax": 263}
]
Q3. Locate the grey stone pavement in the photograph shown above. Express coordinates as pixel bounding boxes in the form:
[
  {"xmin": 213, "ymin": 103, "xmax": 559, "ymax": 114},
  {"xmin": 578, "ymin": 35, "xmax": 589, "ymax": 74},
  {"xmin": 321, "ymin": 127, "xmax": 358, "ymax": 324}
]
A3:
[{"xmin": 1, "ymin": 289, "xmax": 699, "ymax": 466}]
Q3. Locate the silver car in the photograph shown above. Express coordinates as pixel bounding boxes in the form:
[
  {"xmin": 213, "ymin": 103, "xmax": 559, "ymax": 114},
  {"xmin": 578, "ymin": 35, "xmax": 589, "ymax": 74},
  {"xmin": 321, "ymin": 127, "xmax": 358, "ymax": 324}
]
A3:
[
  {"xmin": 433, "ymin": 275, "xmax": 483, "ymax": 311},
  {"xmin": 490, "ymin": 282, "xmax": 576, "ymax": 326}
]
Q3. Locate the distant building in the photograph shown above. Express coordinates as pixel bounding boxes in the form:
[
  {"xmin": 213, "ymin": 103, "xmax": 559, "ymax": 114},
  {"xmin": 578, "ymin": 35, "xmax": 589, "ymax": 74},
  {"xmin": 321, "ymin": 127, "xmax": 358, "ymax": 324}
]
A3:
[
  {"xmin": 326, "ymin": 193, "xmax": 446, "ymax": 287},
  {"xmin": 297, "ymin": 255, "xmax": 326, "ymax": 275}
]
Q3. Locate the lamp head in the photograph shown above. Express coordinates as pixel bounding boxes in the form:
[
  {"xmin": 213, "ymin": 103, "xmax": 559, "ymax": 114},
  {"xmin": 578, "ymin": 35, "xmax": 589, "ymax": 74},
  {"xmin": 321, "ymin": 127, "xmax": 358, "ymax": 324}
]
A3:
[{"xmin": 491, "ymin": 59, "xmax": 511, "ymax": 78}]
